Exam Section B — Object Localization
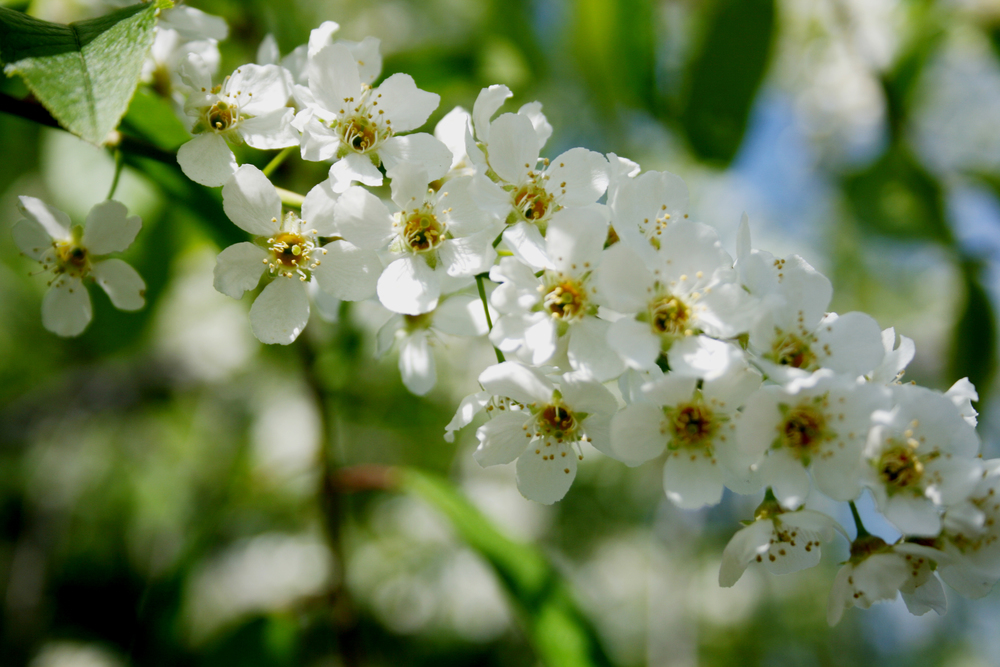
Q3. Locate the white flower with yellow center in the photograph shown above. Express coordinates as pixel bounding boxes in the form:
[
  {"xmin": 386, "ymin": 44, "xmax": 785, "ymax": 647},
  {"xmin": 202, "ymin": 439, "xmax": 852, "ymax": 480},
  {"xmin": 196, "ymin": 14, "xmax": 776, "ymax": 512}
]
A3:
[
  {"xmin": 861, "ymin": 384, "xmax": 982, "ymax": 536},
  {"xmin": 294, "ymin": 43, "xmax": 451, "ymax": 192},
  {"xmin": 177, "ymin": 56, "xmax": 299, "ymax": 187},
  {"xmin": 214, "ymin": 165, "xmax": 381, "ymax": 344},
  {"xmin": 456, "ymin": 362, "xmax": 617, "ymax": 504},
  {"xmin": 719, "ymin": 494, "xmax": 844, "ymax": 587},
  {"xmin": 12, "ymin": 197, "xmax": 145, "ymax": 337},
  {"xmin": 934, "ymin": 459, "xmax": 1000, "ymax": 598},
  {"xmin": 737, "ymin": 370, "xmax": 892, "ymax": 507},
  {"xmin": 488, "ymin": 208, "xmax": 623, "ymax": 381},
  {"xmin": 610, "ymin": 357, "xmax": 762, "ymax": 508},
  {"xmin": 598, "ymin": 221, "xmax": 755, "ymax": 371},
  {"xmin": 333, "ymin": 163, "xmax": 499, "ymax": 315}
]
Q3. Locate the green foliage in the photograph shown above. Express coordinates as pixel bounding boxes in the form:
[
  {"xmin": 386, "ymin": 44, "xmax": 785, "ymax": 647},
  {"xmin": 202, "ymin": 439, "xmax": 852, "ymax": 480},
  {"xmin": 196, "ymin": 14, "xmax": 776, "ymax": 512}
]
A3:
[
  {"xmin": 949, "ymin": 260, "xmax": 997, "ymax": 397},
  {"xmin": 0, "ymin": 1, "xmax": 170, "ymax": 145},
  {"xmin": 399, "ymin": 469, "xmax": 613, "ymax": 667},
  {"xmin": 679, "ymin": 0, "xmax": 776, "ymax": 165}
]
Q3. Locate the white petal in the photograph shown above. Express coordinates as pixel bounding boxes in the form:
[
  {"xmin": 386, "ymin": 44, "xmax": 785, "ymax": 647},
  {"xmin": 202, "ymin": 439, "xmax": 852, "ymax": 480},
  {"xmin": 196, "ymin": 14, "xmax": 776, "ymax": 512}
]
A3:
[
  {"xmin": 567, "ymin": 318, "xmax": 625, "ymax": 382},
  {"xmin": 177, "ymin": 133, "xmax": 238, "ymax": 188},
  {"xmin": 399, "ymin": 331, "xmax": 436, "ymax": 395},
  {"xmin": 82, "ymin": 200, "xmax": 141, "ymax": 255},
  {"xmin": 222, "ymin": 165, "xmax": 282, "ymax": 235},
  {"xmin": 329, "ymin": 152, "xmax": 384, "ymax": 192},
  {"xmin": 546, "ymin": 207, "xmax": 607, "ymax": 274},
  {"xmin": 308, "ymin": 44, "xmax": 361, "ymax": 112},
  {"xmin": 332, "ymin": 186, "xmax": 394, "ymax": 249},
  {"xmin": 249, "ymin": 277, "xmax": 310, "ymax": 344},
  {"xmin": 719, "ymin": 521, "xmax": 773, "ymax": 587},
  {"xmin": 474, "ymin": 412, "xmax": 531, "ymax": 466},
  {"xmin": 229, "ymin": 64, "xmax": 291, "ymax": 116},
  {"xmin": 547, "ymin": 148, "xmax": 609, "ymax": 206},
  {"xmin": 375, "ymin": 73, "xmax": 439, "ymax": 133},
  {"xmin": 610, "ymin": 403, "xmax": 667, "ymax": 465},
  {"xmin": 596, "ymin": 243, "xmax": 655, "ymax": 313},
  {"xmin": 472, "ymin": 84, "xmax": 512, "ymax": 142},
  {"xmin": 377, "ymin": 256, "xmax": 440, "ymax": 315},
  {"xmin": 433, "ymin": 294, "xmax": 489, "ymax": 336},
  {"xmin": 379, "ymin": 134, "xmax": 452, "ymax": 183},
  {"xmin": 607, "ymin": 318, "xmax": 660, "ymax": 370},
  {"xmin": 901, "ymin": 575, "xmax": 947, "ymax": 616},
  {"xmin": 213, "ymin": 242, "xmax": 269, "ymax": 298},
  {"xmin": 639, "ymin": 374, "xmax": 698, "ymax": 407},
  {"xmin": 42, "ymin": 277, "xmax": 92, "ymax": 337},
  {"xmin": 487, "ymin": 113, "xmax": 538, "ymax": 185},
  {"xmin": 478, "ymin": 362, "xmax": 553, "ymax": 405},
  {"xmin": 17, "ymin": 196, "xmax": 70, "ymax": 240},
  {"xmin": 240, "ymin": 108, "xmax": 299, "ymax": 149},
  {"xmin": 308, "ymin": 21, "xmax": 342, "ymax": 57},
  {"xmin": 444, "ymin": 390, "xmax": 491, "ymax": 443},
  {"xmin": 387, "ymin": 162, "xmax": 430, "ymax": 209},
  {"xmin": 91, "ymin": 259, "xmax": 145, "ymax": 311},
  {"xmin": 312, "ymin": 240, "xmax": 381, "ymax": 301},
  {"xmin": 516, "ymin": 444, "xmax": 577, "ymax": 504},
  {"xmin": 883, "ymin": 495, "xmax": 941, "ymax": 536},
  {"xmin": 301, "ymin": 179, "xmax": 339, "ymax": 236},
  {"xmin": 814, "ymin": 311, "xmax": 885, "ymax": 377},
  {"xmin": 663, "ymin": 454, "xmax": 724, "ymax": 509},
  {"xmin": 517, "ymin": 101, "xmax": 552, "ymax": 148},
  {"xmin": 668, "ymin": 336, "xmax": 743, "ymax": 382},
  {"xmin": 501, "ymin": 222, "xmax": 553, "ymax": 270},
  {"xmin": 762, "ymin": 450, "xmax": 810, "ymax": 509},
  {"xmin": 11, "ymin": 217, "xmax": 54, "ymax": 260},
  {"xmin": 439, "ymin": 231, "xmax": 496, "ymax": 277}
]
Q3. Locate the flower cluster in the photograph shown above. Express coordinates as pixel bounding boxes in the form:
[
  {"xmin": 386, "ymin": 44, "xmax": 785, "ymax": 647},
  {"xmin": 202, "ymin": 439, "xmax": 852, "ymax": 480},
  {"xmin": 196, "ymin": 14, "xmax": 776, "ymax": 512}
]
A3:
[{"xmin": 12, "ymin": 13, "xmax": 999, "ymax": 627}]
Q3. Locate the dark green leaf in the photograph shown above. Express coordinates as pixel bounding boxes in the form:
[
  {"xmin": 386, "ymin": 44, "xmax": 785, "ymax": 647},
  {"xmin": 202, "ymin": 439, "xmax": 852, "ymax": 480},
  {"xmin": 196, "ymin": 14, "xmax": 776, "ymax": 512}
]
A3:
[
  {"xmin": 0, "ymin": 1, "xmax": 170, "ymax": 145},
  {"xmin": 679, "ymin": 0, "xmax": 776, "ymax": 165},
  {"xmin": 949, "ymin": 260, "xmax": 996, "ymax": 404},
  {"xmin": 843, "ymin": 145, "xmax": 953, "ymax": 244},
  {"xmin": 399, "ymin": 469, "xmax": 613, "ymax": 667}
]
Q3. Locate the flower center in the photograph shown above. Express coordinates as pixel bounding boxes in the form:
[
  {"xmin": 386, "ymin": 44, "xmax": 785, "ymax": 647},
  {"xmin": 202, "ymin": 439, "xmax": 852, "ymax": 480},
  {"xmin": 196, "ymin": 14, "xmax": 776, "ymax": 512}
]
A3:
[
  {"xmin": 342, "ymin": 115, "xmax": 381, "ymax": 152},
  {"xmin": 771, "ymin": 332, "xmax": 817, "ymax": 370},
  {"xmin": 668, "ymin": 403, "xmax": 717, "ymax": 450},
  {"xmin": 542, "ymin": 275, "xmax": 588, "ymax": 322},
  {"xmin": 878, "ymin": 443, "xmax": 924, "ymax": 494},
  {"xmin": 207, "ymin": 100, "xmax": 238, "ymax": 132},
  {"xmin": 537, "ymin": 403, "xmax": 577, "ymax": 441},
  {"xmin": 778, "ymin": 402, "xmax": 829, "ymax": 462},
  {"xmin": 53, "ymin": 241, "xmax": 89, "ymax": 277},
  {"xmin": 513, "ymin": 183, "xmax": 555, "ymax": 223},
  {"xmin": 649, "ymin": 293, "xmax": 690, "ymax": 336},
  {"xmin": 401, "ymin": 211, "xmax": 445, "ymax": 252},
  {"xmin": 265, "ymin": 221, "xmax": 325, "ymax": 280}
]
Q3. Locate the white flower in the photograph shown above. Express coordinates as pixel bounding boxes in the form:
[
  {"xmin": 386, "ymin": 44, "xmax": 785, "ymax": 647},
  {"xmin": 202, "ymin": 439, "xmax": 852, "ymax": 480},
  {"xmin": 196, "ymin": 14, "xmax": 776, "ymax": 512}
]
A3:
[
  {"xmin": 736, "ymin": 370, "xmax": 892, "ymax": 507},
  {"xmin": 376, "ymin": 293, "xmax": 490, "ymax": 396},
  {"xmin": 294, "ymin": 43, "xmax": 450, "ymax": 192},
  {"xmin": 334, "ymin": 163, "xmax": 499, "ymax": 315},
  {"xmin": 605, "ymin": 164, "xmax": 689, "ymax": 268},
  {"xmin": 598, "ymin": 221, "xmax": 754, "ymax": 371},
  {"xmin": 12, "ymin": 197, "xmax": 145, "ymax": 337},
  {"xmin": 214, "ymin": 165, "xmax": 381, "ymax": 344},
  {"xmin": 609, "ymin": 357, "xmax": 762, "ymax": 508},
  {"xmin": 867, "ymin": 327, "xmax": 915, "ymax": 385},
  {"xmin": 935, "ymin": 460, "xmax": 1000, "ymax": 598},
  {"xmin": 177, "ymin": 57, "xmax": 299, "ymax": 187},
  {"xmin": 454, "ymin": 362, "xmax": 618, "ymax": 504},
  {"xmin": 861, "ymin": 384, "xmax": 982, "ymax": 536},
  {"xmin": 827, "ymin": 536, "xmax": 947, "ymax": 625},
  {"xmin": 142, "ymin": 5, "xmax": 226, "ymax": 110},
  {"xmin": 488, "ymin": 208, "xmax": 624, "ymax": 381},
  {"xmin": 719, "ymin": 497, "xmax": 843, "ymax": 587}
]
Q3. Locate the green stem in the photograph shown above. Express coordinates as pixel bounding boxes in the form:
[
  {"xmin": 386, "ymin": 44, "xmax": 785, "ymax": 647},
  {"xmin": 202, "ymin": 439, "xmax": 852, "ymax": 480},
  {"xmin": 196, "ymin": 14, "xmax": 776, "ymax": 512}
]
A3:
[
  {"xmin": 106, "ymin": 148, "xmax": 124, "ymax": 200},
  {"xmin": 476, "ymin": 273, "xmax": 505, "ymax": 364},
  {"xmin": 276, "ymin": 186, "xmax": 305, "ymax": 209},
  {"xmin": 848, "ymin": 500, "xmax": 870, "ymax": 538},
  {"xmin": 262, "ymin": 145, "xmax": 296, "ymax": 178}
]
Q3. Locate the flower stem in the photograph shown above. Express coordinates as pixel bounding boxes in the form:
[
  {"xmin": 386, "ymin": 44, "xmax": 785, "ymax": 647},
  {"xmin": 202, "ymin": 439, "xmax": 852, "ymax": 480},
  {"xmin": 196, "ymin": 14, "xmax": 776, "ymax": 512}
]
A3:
[
  {"xmin": 106, "ymin": 148, "xmax": 124, "ymax": 200},
  {"xmin": 848, "ymin": 500, "xmax": 870, "ymax": 538},
  {"xmin": 476, "ymin": 273, "xmax": 505, "ymax": 364},
  {"xmin": 262, "ymin": 145, "xmax": 296, "ymax": 177},
  {"xmin": 276, "ymin": 186, "xmax": 305, "ymax": 209}
]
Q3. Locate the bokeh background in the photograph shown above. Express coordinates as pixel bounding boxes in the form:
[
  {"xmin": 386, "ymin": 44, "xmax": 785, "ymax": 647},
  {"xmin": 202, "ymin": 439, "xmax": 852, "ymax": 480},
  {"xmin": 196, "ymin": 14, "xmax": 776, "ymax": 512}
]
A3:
[{"xmin": 3, "ymin": 0, "xmax": 1000, "ymax": 665}]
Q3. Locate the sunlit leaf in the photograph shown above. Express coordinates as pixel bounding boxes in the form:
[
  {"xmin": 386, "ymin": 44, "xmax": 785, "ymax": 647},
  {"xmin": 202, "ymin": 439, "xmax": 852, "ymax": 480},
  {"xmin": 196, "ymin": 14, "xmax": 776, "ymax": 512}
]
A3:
[
  {"xmin": 399, "ymin": 469, "xmax": 613, "ymax": 667},
  {"xmin": 0, "ymin": 1, "xmax": 170, "ymax": 145},
  {"xmin": 679, "ymin": 0, "xmax": 776, "ymax": 165}
]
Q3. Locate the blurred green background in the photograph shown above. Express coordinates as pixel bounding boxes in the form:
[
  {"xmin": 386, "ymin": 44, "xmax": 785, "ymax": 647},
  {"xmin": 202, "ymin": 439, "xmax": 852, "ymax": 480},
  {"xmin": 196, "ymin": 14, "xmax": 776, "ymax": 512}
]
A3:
[{"xmin": 3, "ymin": 0, "xmax": 1000, "ymax": 665}]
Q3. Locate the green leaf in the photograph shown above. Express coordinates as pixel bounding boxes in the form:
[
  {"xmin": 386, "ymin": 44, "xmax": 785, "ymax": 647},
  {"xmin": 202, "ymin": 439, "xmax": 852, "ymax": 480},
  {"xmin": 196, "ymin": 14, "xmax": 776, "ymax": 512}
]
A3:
[
  {"xmin": 0, "ymin": 1, "xmax": 170, "ymax": 145},
  {"xmin": 949, "ymin": 260, "xmax": 997, "ymax": 404},
  {"xmin": 679, "ymin": 0, "xmax": 776, "ymax": 165},
  {"xmin": 843, "ymin": 145, "xmax": 953, "ymax": 244},
  {"xmin": 398, "ymin": 469, "xmax": 613, "ymax": 667}
]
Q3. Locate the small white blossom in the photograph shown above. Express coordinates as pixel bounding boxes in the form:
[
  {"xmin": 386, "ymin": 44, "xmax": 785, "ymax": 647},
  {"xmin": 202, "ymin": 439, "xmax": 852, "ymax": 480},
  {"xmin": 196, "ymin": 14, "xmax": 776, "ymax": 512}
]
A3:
[{"xmin": 12, "ymin": 197, "xmax": 145, "ymax": 336}]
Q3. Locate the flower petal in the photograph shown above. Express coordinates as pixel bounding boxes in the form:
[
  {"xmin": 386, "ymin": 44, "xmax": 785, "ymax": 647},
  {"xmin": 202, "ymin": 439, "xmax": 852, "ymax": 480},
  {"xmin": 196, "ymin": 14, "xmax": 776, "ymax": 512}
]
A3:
[
  {"xmin": 12, "ymin": 217, "xmax": 54, "ymax": 260},
  {"xmin": 91, "ymin": 259, "xmax": 145, "ymax": 310},
  {"xmin": 311, "ymin": 240, "xmax": 381, "ymax": 301},
  {"xmin": 487, "ymin": 113, "xmax": 538, "ymax": 185},
  {"xmin": 399, "ymin": 331, "xmax": 436, "ymax": 396},
  {"xmin": 177, "ymin": 133, "xmax": 238, "ymax": 188},
  {"xmin": 479, "ymin": 361, "xmax": 553, "ymax": 405},
  {"xmin": 379, "ymin": 133, "xmax": 452, "ymax": 183},
  {"xmin": 377, "ymin": 256, "xmax": 440, "ymax": 315},
  {"xmin": 610, "ymin": 402, "xmax": 667, "ymax": 465},
  {"xmin": 249, "ymin": 277, "xmax": 310, "ymax": 344},
  {"xmin": 222, "ymin": 165, "xmax": 282, "ymax": 235},
  {"xmin": 375, "ymin": 73, "xmax": 439, "ymax": 133},
  {"xmin": 42, "ymin": 277, "xmax": 92, "ymax": 337},
  {"xmin": 301, "ymin": 179, "xmax": 339, "ymax": 237},
  {"xmin": 17, "ymin": 196, "xmax": 70, "ymax": 240},
  {"xmin": 516, "ymin": 443, "xmax": 577, "ymax": 504},
  {"xmin": 474, "ymin": 411, "xmax": 531, "ymax": 466},
  {"xmin": 213, "ymin": 242, "xmax": 269, "ymax": 298},
  {"xmin": 82, "ymin": 200, "xmax": 141, "ymax": 255},
  {"xmin": 332, "ymin": 186, "xmax": 393, "ymax": 250}
]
